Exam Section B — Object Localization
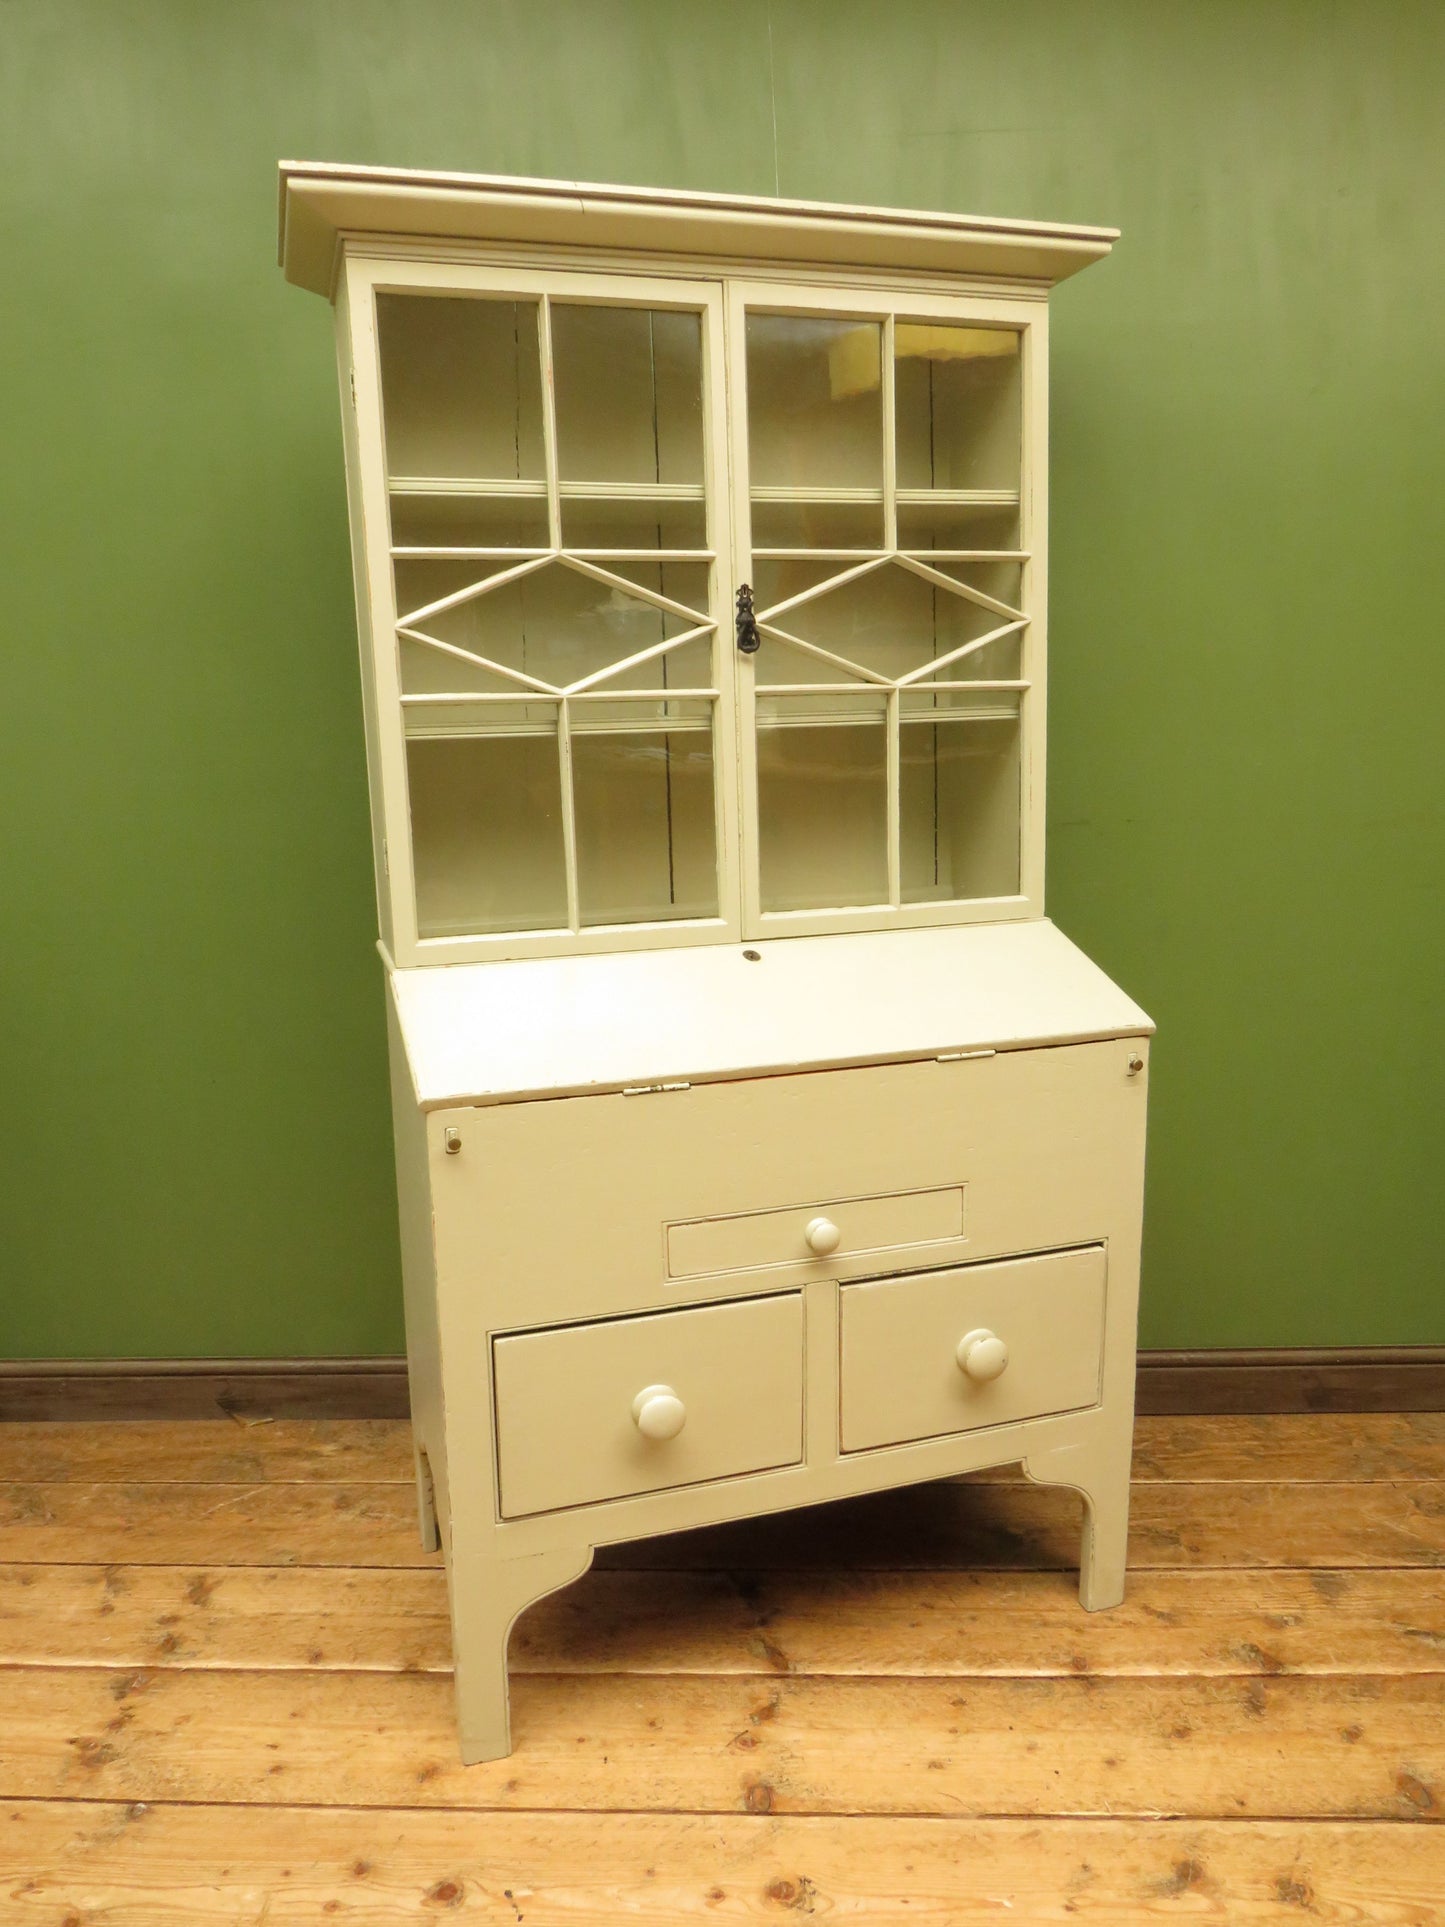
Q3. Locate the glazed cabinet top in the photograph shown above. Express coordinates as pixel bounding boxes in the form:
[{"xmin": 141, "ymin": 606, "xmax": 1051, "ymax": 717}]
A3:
[{"xmin": 280, "ymin": 164, "xmax": 1116, "ymax": 969}]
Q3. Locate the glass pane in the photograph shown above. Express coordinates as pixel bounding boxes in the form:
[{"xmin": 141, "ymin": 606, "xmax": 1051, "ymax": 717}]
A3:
[
  {"xmin": 388, "ymin": 490, "xmax": 549, "ymax": 550},
  {"xmin": 393, "ymin": 556, "xmax": 531, "ymax": 626},
  {"xmin": 377, "ymin": 295, "xmax": 544, "ymax": 481},
  {"xmin": 601, "ymin": 558, "xmax": 710, "ymax": 614},
  {"xmin": 756, "ymin": 695, "xmax": 888, "ymax": 912},
  {"xmin": 913, "ymin": 628, "xmax": 1023, "ymax": 685},
  {"xmin": 405, "ymin": 712, "xmax": 568, "ymax": 938},
  {"xmin": 553, "ymin": 306, "xmax": 703, "ymax": 484},
  {"xmin": 753, "ymin": 559, "xmax": 878, "ymax": 688},
  {"xmin": 747, "ymin": 313, "xmax": 884, "ymax": 551},
  {"xmin": 561, "ymin": 496, "xmax": 707, "ymax": 550},
  {"xmin": 572, "ymin": 702, "xmax": 719, "ymax": 925},
  {"xmin": 750, "ymin": 498, "xmax": 883, "ymax": 550},
  {"xmin": 754, "ymin": 637, "xmax": 872, "ymax": 689},
  {"xmin": 768, "ymin": 560, "xmax": 1017, "ymax": 684},
  {"xmin": 747, "ymin": 315, "xmax": 883, "ymax": 489},
  {"xmin": 899, "ymin": 713, "xmax": 1021, "ymax": 903},
  {"xmin": 552, "ymin": 305, "xmax": 705, "ymax": 548},
  {"xmin": 895, "ymin": 323, "xmax": 1021, "ymax": 493},
  {"xmin": 907, "ymin": 562, "xmax": 1025, "ymax": 682},
  {"xmin": 400, "ymin": 636, "xmax": 538, "ymax": 698},
  {"xmin": 928, "ymin": 559, "xmax": 1024, "ymax": 610},
  {"xmin": 394, "ymin": 560, "xmax": 708, "ymax": 692},
  {"xmin": 750, "ymin": 556, "xmax": 848, "ymax": 612},
  {"xmin": 897, "ymin": 500, "xmax": 1021, "ymax": 551}
]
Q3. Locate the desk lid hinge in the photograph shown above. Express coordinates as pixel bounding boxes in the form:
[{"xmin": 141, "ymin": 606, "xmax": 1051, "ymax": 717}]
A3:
[
  {"xmin": 936, "ymin": 1047, "xmax": 997, "ymax": 1062},
  {"xmin": 622, "ymin": 1080, "xmax": 692, "ymax": 1096}
]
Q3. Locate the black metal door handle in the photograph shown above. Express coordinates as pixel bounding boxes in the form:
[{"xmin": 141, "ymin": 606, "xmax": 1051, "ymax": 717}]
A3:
[{"xmin": 735, "ymin": 583, "xmax": 761, "ymax": 655}]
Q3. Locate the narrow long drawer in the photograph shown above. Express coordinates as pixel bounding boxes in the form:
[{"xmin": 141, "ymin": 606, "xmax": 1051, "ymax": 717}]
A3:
[
  {"xmin": 839, "ymin": 1246, "xmax": 1106, "ymax": 1452},
  {"xmin": 666, "ymin": 1186, "xmax": 966, "ymax": 1279},
  {"xmin": 493, "ymin": 1293, "xmax": 804, "ymax": 1519}
]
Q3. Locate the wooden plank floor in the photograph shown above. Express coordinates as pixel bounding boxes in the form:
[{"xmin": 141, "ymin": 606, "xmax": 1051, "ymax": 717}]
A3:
[{"xmin": 1, "ymin": 1415, "xmax": 1442, "ymax": 1920}]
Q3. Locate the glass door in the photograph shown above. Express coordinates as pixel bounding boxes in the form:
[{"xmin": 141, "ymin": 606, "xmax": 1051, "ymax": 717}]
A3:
[
  {"xmin": 729, "ymin": 284, "xmax": 1042, "ymax": 936},
  {"xmin": 361, "ymin": 266, "xmax": 737, "ymax": 959}
]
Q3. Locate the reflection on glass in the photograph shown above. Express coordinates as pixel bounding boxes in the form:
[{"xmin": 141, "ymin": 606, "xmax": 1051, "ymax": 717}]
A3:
[
  {"xmin": 899, "ymin": 710, "xmax": 1021, "ymax": 904},
  {"xmin": 747, "ymin": 314, "xmax": 884, "ymax": 549},
  {"xmin": 894, "ymin": 322, "xmax": 1021, "ymax": 494},
  {"xmin": 377, "ymin": 296, "xmax": 544, "ymax": 481},
  {"xmin": 749, "ymin": 498, "xmax": 882, "ymax": 550},
  {"xmin": 572, "ymin": 702, "xmax": 719, "ymax": 925},
  {"xmin": 393, "ymin": 559, "xmax": 708, "ymax": 692},
  {"xmin": 747, "ymin": 315, "xmax": 883, "ymax": 488},
  {"xmin": 756, "ymin": 695, "xmax": 888, "ymax": 912},
  {"xmin": 406, "ymin": 715, "xmax": 567, "ymax": 937}
]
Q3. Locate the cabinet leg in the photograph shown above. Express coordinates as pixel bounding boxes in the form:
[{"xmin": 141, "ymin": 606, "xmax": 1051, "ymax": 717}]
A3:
[
  {"xmin": 1023, "ymin": 1435, "xmax": 1132, "ymax": 1613},
  {"xmin": 447, "ymin": 1543, "xmax": 594, "ymax": 1765},
  {"xmin": 413, "ymin": 1443, "xmax": 441, "ymax": 1555}
]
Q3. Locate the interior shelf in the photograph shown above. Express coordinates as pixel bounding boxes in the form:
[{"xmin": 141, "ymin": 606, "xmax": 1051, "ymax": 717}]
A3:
[
  {"xmin": 402, "ymin": 697, "xmax": 717, "ymax": 742},
  {"xmin": 389, "ymin": 477, "xmax": 706, "ymax": 502},
  {"xmin": 748, "ymin": 486, "xmax": 1020, "ymax": 506},
  {"xmin": 758, "ymin": 698, "xmax": 1024, "ymax": 726}
]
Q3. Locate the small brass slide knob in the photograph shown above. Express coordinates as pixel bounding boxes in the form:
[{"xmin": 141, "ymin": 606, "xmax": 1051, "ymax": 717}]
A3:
[
  {"xmin": 805, "ymin": 1216, "xmax": 842, "ymax": 1255},
  {"xmin": 631, "ymin": 1384, "xmax": 687, "ymax": 1440},
  {"xmin": 956, "ymin": 1329, "xmax": 1009, "ymax": 1383}
]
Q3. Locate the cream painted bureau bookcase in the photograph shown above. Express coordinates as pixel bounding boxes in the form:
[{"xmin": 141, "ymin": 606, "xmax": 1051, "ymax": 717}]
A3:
[{"xmin": 279, "ymin": 162, "xmax": 1153, "ymax": 1764}]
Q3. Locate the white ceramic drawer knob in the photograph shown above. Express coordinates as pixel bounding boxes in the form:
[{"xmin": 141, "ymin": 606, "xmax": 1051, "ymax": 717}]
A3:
[
  {"xmin": 956, "ymin": 1328, "xmax": 1009, "ymax": 1383},
  {"xmin": 805, "ymin": 1216, "xmax": 841, "ymax": 1255},
  {"xmin": 631, "ymin": 1384, "xmax": 687, "ymax": 1441}
]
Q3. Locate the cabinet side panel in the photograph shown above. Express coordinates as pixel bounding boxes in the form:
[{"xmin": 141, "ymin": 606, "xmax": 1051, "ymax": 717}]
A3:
[
  {"xmin": 386, "ymin": 986, "xmax": 446, "ymax": 1531},
  {"xmin": 1019, "ymin": 304, "xmax": 1048, "ymax": 913},
  {"xmin": 334, "ymin": 276, "xmax": 393, "ymax": 951},
  {"xmin": 1098, "ymin": 1037, "xmax": 1149, "ymax": 1440}
]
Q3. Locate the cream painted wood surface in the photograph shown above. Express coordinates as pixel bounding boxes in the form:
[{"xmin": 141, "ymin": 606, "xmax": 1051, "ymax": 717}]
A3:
[
  {"xmin": 279, "ymin": 163, "xmax": 1147, "ymax": 1765},
  {"xmin": 839, "ymin": 1245, "xmax": 1107, "ymax": 1452},
  {"xmin": 429, "ymin": 1040, "xmax": 1145, "ymax": 1330},
  {"xmin": 493, "ymin": 1294, "xmax": 804, "ymax": 1519},
  {"xmin": 278, "ymin": 161, "xmax": 1117, "ymax": 299},
  {"xmin": 389, "ymin": 918, "xmax": 1151, "ymax": 1107}
]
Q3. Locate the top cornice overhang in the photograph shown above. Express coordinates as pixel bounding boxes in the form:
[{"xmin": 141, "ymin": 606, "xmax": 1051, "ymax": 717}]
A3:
[{"xmin": 278, "ymin": 160, "xmax": 1117, "ymax": 299}]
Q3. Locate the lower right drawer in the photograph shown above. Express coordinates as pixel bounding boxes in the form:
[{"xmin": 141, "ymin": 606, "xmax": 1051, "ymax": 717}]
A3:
[{"xmin": 838, "ymin": 1245, "xmax": 1107, "ymax": 1452}]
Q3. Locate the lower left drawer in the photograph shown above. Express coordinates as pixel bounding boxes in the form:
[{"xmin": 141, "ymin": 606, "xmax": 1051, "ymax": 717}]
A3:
[{"xmin": 492, "ymin": 1293, "xmax": 805, "ymax": 1519}]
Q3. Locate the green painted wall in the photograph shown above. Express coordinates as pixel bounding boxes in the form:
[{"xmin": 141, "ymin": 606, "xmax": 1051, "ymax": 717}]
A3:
[{"xmin": 2, "ymin": 1, "xmax": 1441, "ymax": 1359}]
